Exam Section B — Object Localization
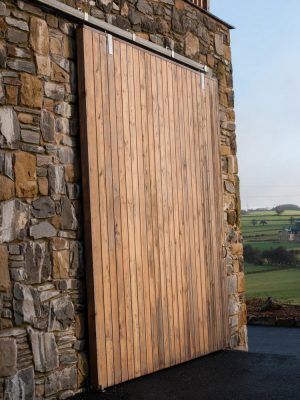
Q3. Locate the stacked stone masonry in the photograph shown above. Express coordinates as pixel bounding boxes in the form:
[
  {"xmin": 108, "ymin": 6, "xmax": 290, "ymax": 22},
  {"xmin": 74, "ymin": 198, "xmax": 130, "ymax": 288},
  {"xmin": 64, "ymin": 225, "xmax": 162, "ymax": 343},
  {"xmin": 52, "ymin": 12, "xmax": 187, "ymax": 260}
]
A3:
[{"xmin": 0, "ymin": 0, "xmax": 246, "ymax": 398}]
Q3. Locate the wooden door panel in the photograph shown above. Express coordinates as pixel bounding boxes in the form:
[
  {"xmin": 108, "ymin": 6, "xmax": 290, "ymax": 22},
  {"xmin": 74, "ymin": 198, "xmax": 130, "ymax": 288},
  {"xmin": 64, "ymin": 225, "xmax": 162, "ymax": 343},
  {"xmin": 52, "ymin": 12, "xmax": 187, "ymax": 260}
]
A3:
[{"xmin": 77, "ymin": 26, "xmax": 228, "ymax": 389}]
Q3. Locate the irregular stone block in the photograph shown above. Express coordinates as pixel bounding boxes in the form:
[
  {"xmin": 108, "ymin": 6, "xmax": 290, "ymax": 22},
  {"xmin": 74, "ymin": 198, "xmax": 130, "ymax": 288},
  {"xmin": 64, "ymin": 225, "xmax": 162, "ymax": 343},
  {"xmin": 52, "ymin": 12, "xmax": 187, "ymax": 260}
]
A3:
[
  {"xmin": 48, "ymin": 295, "xmax": 74, "ymax": 331},
  {"xmin": 30, "ymin": 16, "xmax": 49, "ymax": 55},
  {"xmin": 0, "ymin": 42, "xmax": 7, "ymax": 68},
  {"xmin": 215, "ymin": 33, "xmax": 224, "ymax": 56},
  {"xmin": 0, "ymin": 327, "xmax": 26, "ymax": 337},
  {"xmin": 51, "ymin": 237, "xmax": 69, "ymax": 251},
  {"xmin": 7, "ymin": 27, "xmax": 27, "ymax": 44},
  {"xmin": 29, "ymin": 221, "xmax": 56, "ymax": 240},
  {"xmin": 35, "ymin": 54, "xmax": 50, "ymax": 76},
  {"xmin": 51, "ymin": 63, "xmax": 69, "ymax": 83},
  {"xmin": 69, "ymin": 241, "xmax": 83, "ymax": 277},
  {"xmin": 20, "ymin": 129, "xmax": 40, "ymax": 144},
  {"xmin": 13, "ymin": 283, "xmax": 40, "ymax": 325},
  {"xmin": 185, "ymin": 32, "xmax": 199, "ymax": 57},
  {"xmin": 53, "ymin": 250, "xmax": 69, "ymax": 279},
  {"xmin": 0, "ymin": 1, "xmax": 9, "ymax": 16},
  {"xmin": 24, "ymin": 241, "xmax": 51, "ymax": 284},
  {"xmin": 59, "ymin": 20, "xmax": 74, "ymax": 36},
  {"xmin": 0, "ymin": 76, "xmax": 5, "ymax": 105},
  {"xmin": 227, "ymin": 275, "xmax": 237, "ymax": 295},
  {"xmin": 50, "ymin": 36, "xmax": 62, "ymax": 55},
  {"xmin": 32, "ymin": 196, "xmax": 55, "ymax": 218},
  {"xmin": 37, "ymin": 176, "xmax": 48, "ymax": 195},
  {"xmin": 7, "ymin": 58, "xmax": 35, "ymax": 74},
  {"xmin": 5, "ymin": 17, "xmax": 29, "ymax": 31},
  {"xmin": 55, "ymin": 117, "xmax": 69, "ymax": 134},
  {"xmin": 228, "ymin": 295, "xmax": 240, "ymax": 316},
  {"xmin": 28, "ymin": 328, "xmax": 59, "ymax": 372},
  {"xmin": 224, "ymin": 180, "xmax": 235, "ymax": 194},
  {"xmin": 14, "ymin": 151, "xmax": 37, "ymax": 198},
  {"xmin": 4, "ymin": 366, "xmax": 35, "ymax": 400},
  {"xmin": 238, "ymin": 273, "xmax": 246, "ymax": 293},
  {"xmin": 61, "ymin": 196, "xmax": 78, "ymax": 230},
  {"xmin": 0, "ymin": 175, "xmax": 15, "ymax": 200},
  {"xmin": 60, "ymin": 353, "xmax": 77, "ymax": 365},
  {"xmin": 54, "ymin": 102, "xmax": 72, "ymax": 118},
  {"xmin": 37, "ymin": 154, "xmax": 52, "ymax": 166},
  {"xmin": 0, "ymin": 199, "xmax": 30, "ymax": 243},
  {"xmin": 7, "ymin": 44, "xmax": 31, "ymax": 59},
  {"xmin": 40, "ymin": 109, "xmax": 55, "ymax": 142},
  {"xmin": 10, "ymin": 267, "xmax": 25, "ymax": 282},
  {"xmin": 48, "ymin": 164, "xmax": 66, "ymax": 195},
  {"xmin": 5, "ymin": 84, "xmax": 18, "ymax": 105},
  {"xmin": 66, "ymin": 183, "xmax": 80, "ymax": 200},
  {"xmin": 39, "ymin": 289, "xmax": 59, "ymax": 302},
  {"xmin": 78, "ymin": 351, "xmax": 89, "ymax": 387},
  {"xmin": 0, "ymin": 106, "xmax": 20, "ymax": 148},
  {"xmin": 9, "ymin": 244, "xmax": 20, "ymax": 254},
  {"xmin": 0, "ymin": 245, "xmax": 10, "ymax": 291},
  {"xmin": 51, "ymin": 54, "xmax": 70, "ymax": 72},
  {"xmin": 75, "ymin": 313, "xmax": 86, "ymax": 340},
  {"xmin": 17, "ymin": 0, "xmax": 43, "ymax": 16},
  {"xmin": 0, "ymin": 337, "xmax": 17, "ymax": 376},
  {"xmin": 44, "ymin": 81, "xmax": 64, "ymax": 100},
  {"xmin": 58, "ymin": 147, "xmax": 75, "ymax": 164},
  {"xmin": 45, "ymin": 366, "xmax": 77, "ymax": 396},
  {"xmin": 58, "ymin": 278, "xmax": 79, "ymax": 290},
  {"xmin": 3, "ymin": 152, "xmax": 14, "ymax": 179},
  {"xmin": 20, "ymin": 73, "xmax": 42, "ymax": 108},
  {"xmin": 227, "ymin": 210, "xmax": 237, "ymax": 225}
]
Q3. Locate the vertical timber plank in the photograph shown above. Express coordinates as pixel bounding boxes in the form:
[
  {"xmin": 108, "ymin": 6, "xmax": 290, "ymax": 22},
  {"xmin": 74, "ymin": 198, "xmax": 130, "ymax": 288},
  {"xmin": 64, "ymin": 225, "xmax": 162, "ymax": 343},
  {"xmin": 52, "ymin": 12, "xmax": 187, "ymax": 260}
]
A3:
[
  {"xmin": 119, "ymin": 42, "xmax": 135, "ymax": 380},
  {"xmin": 193, "ymin": 73, "xmax": 208, "ymax": 355},
  {"xmin": 132, "ymin": 47, "xmax": 150, "ymax": 375},
  {"xmin": 160, "ymin": 59, "xmax": 175, "ymax": 366},
  {"xmin": 115, "ymin": 39, "xmax": 135, "ymax": 380},
  {"xmin": 151, "ymin": 54, "xmax": 169, "ymax": 368},
  {"xmin": 145, "ymin": 53, "xmax": 163, "ymax": 371},
  {"xmin": 77, "ymin": 27, "xmax": 107, "ymax": 389},
  {"xmin": 166, "ymin": 60, "xmax": 181, "ymax": 364},
  {"xmin": 172, "ymin": 64, "xmax": 186, "ymax": 362},
  {"xmin": 109, "ymin": 38, "xmax": 128, "ymax": 383},
  {"xmin": 123, "ymin": 43, "xmax": 141, "ymax": 378},
  {"xmin": 97, "ymin": 33, "xmax": 115, "ymax": 386},
  {"xmin": 138, "ymin": 49, "xmax": 154, "ymax": 373},
  {"xmin": 155, "ymin": 56, "xmax": 171, "ymax": 368},
  {"xmin": 130, "ymin": 46, "xmax": 147, "ymax": 376}
]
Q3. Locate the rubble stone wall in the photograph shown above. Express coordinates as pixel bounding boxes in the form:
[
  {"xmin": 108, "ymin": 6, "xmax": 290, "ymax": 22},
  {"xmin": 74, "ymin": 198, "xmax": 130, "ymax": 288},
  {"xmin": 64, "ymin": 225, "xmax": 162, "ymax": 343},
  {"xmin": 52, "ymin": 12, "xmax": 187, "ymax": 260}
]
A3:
[{"xmin": 0, "ymin": 0, "xmax": 247, "ymax": 398}]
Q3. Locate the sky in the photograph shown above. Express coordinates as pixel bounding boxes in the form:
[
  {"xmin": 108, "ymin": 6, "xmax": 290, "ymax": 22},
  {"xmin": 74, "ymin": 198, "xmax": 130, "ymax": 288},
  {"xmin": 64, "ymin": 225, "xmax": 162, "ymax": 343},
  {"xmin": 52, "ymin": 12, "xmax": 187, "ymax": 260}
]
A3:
[{"xmin": 211, "ymin": 1, "xmax": 300, "ymax": 210}]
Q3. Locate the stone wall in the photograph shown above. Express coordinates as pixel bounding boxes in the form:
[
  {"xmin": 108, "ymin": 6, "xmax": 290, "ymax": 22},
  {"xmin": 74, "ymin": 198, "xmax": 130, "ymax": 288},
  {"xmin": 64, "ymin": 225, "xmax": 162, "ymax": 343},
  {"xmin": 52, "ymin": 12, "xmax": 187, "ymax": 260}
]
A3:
[{"xmin": 0, "ymin": 0, "xmax": 247, "ymax": 398}]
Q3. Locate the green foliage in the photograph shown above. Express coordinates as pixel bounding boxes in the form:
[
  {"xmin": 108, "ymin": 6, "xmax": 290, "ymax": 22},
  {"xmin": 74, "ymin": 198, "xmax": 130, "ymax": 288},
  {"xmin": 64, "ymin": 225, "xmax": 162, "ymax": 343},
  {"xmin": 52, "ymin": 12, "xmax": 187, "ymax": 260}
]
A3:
[{"xmin": 244, "ymin": 244, "xmax": 298, "ymax": 266}]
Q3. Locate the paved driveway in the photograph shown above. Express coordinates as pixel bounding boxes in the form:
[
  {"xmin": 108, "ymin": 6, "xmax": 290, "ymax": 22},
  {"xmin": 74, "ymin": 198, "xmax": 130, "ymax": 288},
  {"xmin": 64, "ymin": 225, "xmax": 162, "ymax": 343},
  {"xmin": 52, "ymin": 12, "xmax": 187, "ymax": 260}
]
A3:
[
  {"xmin": 248, "ymin": 325, "xmax": 300, "ymax": 358},
  {"xmin": 73, "ymin": 327, "xmax": 300, "ymax": 400}
]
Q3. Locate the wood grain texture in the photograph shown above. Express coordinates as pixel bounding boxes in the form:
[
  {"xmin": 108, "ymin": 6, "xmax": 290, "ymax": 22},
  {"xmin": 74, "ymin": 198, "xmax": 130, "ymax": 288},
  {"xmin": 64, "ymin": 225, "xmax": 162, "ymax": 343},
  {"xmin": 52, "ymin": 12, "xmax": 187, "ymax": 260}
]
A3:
[{"xmin": 77, "ymin": 26, "xmax": 228, "ymax": 389}]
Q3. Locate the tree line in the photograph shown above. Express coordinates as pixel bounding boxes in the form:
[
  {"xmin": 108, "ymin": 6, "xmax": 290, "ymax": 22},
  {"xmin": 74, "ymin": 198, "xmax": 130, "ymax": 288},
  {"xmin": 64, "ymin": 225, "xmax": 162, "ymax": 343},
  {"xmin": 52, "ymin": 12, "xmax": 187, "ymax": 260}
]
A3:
[{"xmin": 244, "ymin": 244, "xmax": 299, "ymax": 266}]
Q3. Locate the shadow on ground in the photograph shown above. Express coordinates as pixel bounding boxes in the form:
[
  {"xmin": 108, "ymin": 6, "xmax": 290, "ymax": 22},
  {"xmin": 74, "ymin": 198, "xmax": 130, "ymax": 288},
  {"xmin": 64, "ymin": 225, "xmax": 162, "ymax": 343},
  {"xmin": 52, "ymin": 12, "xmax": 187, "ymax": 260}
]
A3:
[{"xmin": 73, "ymin": 349, "xmax": 300, "ymax": 400}]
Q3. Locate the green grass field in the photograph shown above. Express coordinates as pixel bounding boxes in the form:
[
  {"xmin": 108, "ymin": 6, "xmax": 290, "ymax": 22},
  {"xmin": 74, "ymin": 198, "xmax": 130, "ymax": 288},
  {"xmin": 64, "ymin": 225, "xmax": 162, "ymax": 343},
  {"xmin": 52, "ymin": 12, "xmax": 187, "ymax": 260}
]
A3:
[
  {"xmin": 242, "ymin": 210, "xmax": 300, "ymax": 251},
  {"xmin": 245, "ymin": 265, "xmax": 300, "ymax": 304},
  {"xmin": 242, "ymin": 210, "xmax": 300, "ymax": 304}
]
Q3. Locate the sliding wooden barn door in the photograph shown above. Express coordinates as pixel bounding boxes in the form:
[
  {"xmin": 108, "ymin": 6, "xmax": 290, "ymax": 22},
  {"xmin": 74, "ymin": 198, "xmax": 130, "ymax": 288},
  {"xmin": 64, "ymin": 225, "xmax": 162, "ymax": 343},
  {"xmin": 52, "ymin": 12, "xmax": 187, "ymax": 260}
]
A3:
[{"xmin": 77, "ymin": 26, "xmax": 228, "ymax": 389}]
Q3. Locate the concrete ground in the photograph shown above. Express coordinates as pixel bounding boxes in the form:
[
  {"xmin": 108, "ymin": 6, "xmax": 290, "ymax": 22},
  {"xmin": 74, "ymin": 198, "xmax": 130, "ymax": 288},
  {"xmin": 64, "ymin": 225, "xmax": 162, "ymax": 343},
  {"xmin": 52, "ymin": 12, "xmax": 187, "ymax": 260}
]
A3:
[
  {"xmin": 73, "ymin": 327, "xmax": 300, "ymax": 400},
  {"xmin": 248, "ymin": 325, "xmax": 300, "ymax": 358}
]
